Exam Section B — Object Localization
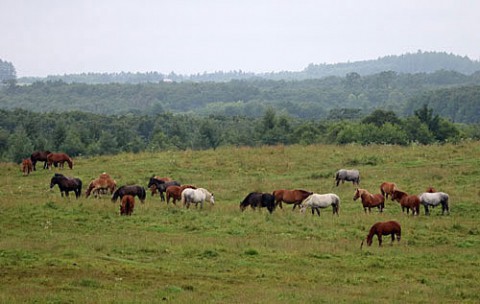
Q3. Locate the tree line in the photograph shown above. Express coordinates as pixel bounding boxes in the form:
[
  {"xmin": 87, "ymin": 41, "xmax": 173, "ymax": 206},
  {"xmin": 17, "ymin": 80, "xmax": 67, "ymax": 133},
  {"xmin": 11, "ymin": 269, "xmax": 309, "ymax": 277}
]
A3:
[{"xmin": 1, "ymin": 107, "xmax": 478, "ymax": 163}]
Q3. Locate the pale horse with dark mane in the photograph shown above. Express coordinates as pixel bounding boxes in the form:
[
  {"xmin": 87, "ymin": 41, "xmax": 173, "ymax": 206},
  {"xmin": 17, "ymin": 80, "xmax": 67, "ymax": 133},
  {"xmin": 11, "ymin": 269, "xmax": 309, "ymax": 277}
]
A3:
[
  {"xmin": 335, "ymin": 169, "xmax": 360, "ymax": 186},
  {"xmin": 300, "ymin": 193, "xmax": 340, "ymax": 216}
]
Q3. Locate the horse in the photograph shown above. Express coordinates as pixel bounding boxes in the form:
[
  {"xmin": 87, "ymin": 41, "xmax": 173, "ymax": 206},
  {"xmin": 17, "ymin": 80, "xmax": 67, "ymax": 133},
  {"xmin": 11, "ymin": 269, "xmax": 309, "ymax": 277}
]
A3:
[
  {"xmin": 361, "ymin": 221, "xmax": 401, "ymax": 248},
  {"xmin": 148, "ymin": 176, "xmax": 172, "ymax": 195},
  {"xmin": 50, "ymin": 173, "xmax": 82, "ymax": 198},
  {"xmin": 47, "ymin": 152, "xmax": 73, "ymax": 169},
  {"xmin": 166, "ymin": 185, "xmax": 197, "ymax": 205},
  {"xmin": 391, "ymin": 189, "xmax": 420, "ymax": 215},
  {"xmin": 30, "ymin": 150, "xmax": 51, "ymax": 170},
  {"xmin": 380, "ymin": 182, "xmax": 397, "ymax": 199},
  {"xmin": 111, "ymin": 185, "xmax": 146, "ymax": 204},
  {"xmin": 21, "ymin": 158, "xmax": 33, "ymax": 176},
  {"xmin": 300, "ymin": 193, "xmax": 340, "ymax": 216},
  {"xmin": 426, "ymin": 186, "xmax": 436, "ymax": 193},
  {"xmin": 353, "ymin": 188, "xmax": 385, "ymax": 213},
  {"xmin": 85, "ymin": 172, "xmax": 117, "ymax": 198},
  {"xmin": 147, "ymin": 177, "xmax": 181, "ymax": 201},
  {"xmin": 273, "ymin": 189, "xmax": 313, "ymax": 210},
  {"xmin": 239, "ymin": 192, "xmax": 276, "ymax": 214},
  {"xmin": 120, "ymin": 195, "xmax": 135, "ymax": 216},
  {"xmin": 419, "ymin": 192, "xmax": 450, "ymax": 215},
  {"xmin": 181, "ymin": 188, "xmax": 215, "ymax": 209},
  {"xmin": 335, "ymin": 169, "xmax": 360, "ymax": 186}
]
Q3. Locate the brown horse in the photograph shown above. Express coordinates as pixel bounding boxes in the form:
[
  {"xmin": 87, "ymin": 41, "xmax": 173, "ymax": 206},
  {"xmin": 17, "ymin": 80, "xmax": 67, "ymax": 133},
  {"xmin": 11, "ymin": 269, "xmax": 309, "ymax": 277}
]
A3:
[
  {"xmin": 353, "ymin": 188, "xmax": 385, "ymax": 213},
  {"xmin": 47, "ymin": 153, "xmax": 73, "ymax": 169},
  {"xmin": 391, "ymin": 189, "xmax": 420, "ymax": 215},
  {"xmin": 273, "ymin": 189, "xmax": 313, "ymax": 210},
  {"xmin": 85, "ymin": 172, "xmax": 117, "ymax": 198},
  {"xmin": 361, "ymin": 221, "xmax": 401, "ymax": 248},
  {"xmin": 120, "ymin": 195, "xmax": 135, "ymax": 216},
  {"xmin": 21, "ymin": 158, "xmax": 33, "ymax": 176},
  {"xmin": 380, "ymin": 182, "xmax": 397, "ymax": 199},
  {"xmin": 166, "ymin": 185, "xmax": 197, "ymax": 205},
  {"xmin": 30, "ymin": 150, "xmax": 51, "ymax": 170},
  {"xmin": 426, "ymin": 186, "xmax": 436, "ymax": 193}
]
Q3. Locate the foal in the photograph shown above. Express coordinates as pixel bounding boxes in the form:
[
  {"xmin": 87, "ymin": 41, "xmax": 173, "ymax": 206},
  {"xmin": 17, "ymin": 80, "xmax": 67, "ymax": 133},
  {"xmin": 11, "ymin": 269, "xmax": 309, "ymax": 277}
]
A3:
[
  {"xmin": 120, "ymin": 195, "xmax": 135, "ymax": 216},
  {"xmin": 361, "ymin": 221, "xmax": 401, "ymax": 248}
]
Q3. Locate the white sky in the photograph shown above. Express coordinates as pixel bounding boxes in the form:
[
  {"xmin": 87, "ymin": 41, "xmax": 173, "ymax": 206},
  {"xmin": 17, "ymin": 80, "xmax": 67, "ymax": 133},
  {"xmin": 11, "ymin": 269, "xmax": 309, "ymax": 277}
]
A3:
[{"xmin": 1, "ymin": 0, "xmax": 479, "ymax": 77}]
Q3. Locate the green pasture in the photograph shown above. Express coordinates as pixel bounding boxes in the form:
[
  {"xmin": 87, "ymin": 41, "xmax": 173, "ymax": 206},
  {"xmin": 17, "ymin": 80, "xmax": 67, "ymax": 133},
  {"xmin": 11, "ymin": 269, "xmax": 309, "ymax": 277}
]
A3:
[{"xmin": 0, "ymin": 142, "xmax": 479, "ymax": 303}]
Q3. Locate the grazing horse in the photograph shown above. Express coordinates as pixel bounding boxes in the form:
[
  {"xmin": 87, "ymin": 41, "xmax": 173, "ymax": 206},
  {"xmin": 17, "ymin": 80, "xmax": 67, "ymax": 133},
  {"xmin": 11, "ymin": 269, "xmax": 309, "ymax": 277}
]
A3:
[
  {"xmin": 300, "ymin": 193, "xmax": 340, "ymax": 216},
  {"xmin": 273, "ymin": 189, "xmax": 313, "ymax": 210},
  {"xmin": 148, "ymin": 176, "xmax": 172, "ymax": 195},
  {"xmin": 239, "ymin": 192, "xmax": 276, "ymax": 214},
  {"xmin": 419, "ymin": 192, "xmax": 450, "ymax": 215},
  {"xmin": 30, "ymin": 150, "xmax": 51, "ymax": 170},
  {"xmin": 85, "ymin": 172, "xmax": 117, "ymax": 198},
  {"xmin": 353, "ymin": 188, "xmax": 385, "ymax": 213},
  {"xmin": 166, "ymin": 185, "xmax": 197, "ymax": 205},
  {"xmin": 361, "ymin": 221, "xmax": 401, "ymax": 248},
  {"xmin": 47, "ymin": 153, "xmax": 73, "ymax": 169},
  {"xmin": 147, "ymin": 177, "xmax": 181, "ymax": 201},
  {"xmin": 380, "ymin": 182, "xmax": 397, "ymax": 199},
  {"xmin": 335, "ymin": 169, "xmax": 360, "ymax": 186},
  {"xmin": 120, "ymin": 195, "xmax": 135, "ymax": 216},
  {"xmin": 21, "ymin": 158, "xmax": 33, "ymax": 176},
  {"xmin": 181, "ymin": 188, "xmax": 215, "ymax": 209},
  {"xmin": 391, "ymin": 189, "xmax": 420, "ymax": 215},
  {"xmin": 111, "ymin": 185, "xmax": 146, "ymax": 204},
  {"xmin": 426, "ymin": 186, "xmax": 436, "ymax": 193},
  {"xmin": 50, "ymin": 173, "xmax": 82, "ymax": 198}
]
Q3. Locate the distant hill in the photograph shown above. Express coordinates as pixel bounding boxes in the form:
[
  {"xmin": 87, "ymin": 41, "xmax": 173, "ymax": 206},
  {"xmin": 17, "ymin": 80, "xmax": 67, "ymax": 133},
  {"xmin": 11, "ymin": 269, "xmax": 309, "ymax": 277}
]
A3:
[{"xmin": 17, "ymin": 51, "xmax": 480, "ymax": 84}]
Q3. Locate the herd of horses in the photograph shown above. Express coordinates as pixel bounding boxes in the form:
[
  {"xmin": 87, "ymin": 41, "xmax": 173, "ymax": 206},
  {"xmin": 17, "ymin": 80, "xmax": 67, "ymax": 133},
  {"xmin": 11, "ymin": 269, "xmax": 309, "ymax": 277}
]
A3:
[{"xmin": 28, "ymin": 150, "xmax": 452, "ymax": 246}]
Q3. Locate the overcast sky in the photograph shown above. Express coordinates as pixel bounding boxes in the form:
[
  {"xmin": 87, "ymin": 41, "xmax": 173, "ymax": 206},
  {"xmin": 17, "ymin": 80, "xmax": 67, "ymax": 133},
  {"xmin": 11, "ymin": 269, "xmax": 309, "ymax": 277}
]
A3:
[{"xmin": 1, "ymin": 0, "xmax": 479, "ymax": 77}]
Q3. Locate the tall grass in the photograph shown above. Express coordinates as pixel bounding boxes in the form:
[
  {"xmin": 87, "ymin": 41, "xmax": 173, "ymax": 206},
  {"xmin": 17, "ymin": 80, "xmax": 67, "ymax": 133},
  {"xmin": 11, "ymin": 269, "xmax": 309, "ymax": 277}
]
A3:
[{"xmin": 0, "ymin": 142, "xmax": 479, "ymax": 303}]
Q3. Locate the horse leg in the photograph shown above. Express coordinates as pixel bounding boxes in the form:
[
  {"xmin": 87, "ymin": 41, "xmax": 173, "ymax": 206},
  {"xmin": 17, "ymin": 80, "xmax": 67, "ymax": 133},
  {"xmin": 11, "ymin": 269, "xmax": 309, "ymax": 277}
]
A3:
[
  {"xmin": 311, "ymin": 208, "xmax": 315, "ymax": 215},
  {"xmin": 378, "ymin": 234, "xmax": 382, "ymax": 247},
  {"xmin": 160, "ymin": 191, "xmax": 165, "ymax": 202},
  {"xmin": 424, "ymin": 205, "xmax": 430, "ymax": 216},
  {"xmin": 390, "ymin": 233, "xmax": 395, "ymax": 245},
  {"xmin": 315, "ymin": 208, "xmax": 321, "ymax": 216}
]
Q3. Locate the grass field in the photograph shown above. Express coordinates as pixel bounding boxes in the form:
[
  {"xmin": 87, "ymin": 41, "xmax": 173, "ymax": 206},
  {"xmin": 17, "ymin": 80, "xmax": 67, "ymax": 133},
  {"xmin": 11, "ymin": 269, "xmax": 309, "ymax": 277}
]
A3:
[{"xmin": 0, "ymin": 142, "xmax": 479, "ymax": 303}]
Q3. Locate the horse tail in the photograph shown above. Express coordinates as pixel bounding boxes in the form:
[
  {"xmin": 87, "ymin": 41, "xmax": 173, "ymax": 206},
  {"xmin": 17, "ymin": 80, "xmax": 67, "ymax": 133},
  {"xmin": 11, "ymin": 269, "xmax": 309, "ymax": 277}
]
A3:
[
  {"xmin": 140, "ymin": 187, "xmax": 146, "ymax": 203},
  {"xmin": 111, "ymin": 188, "xmax": 119, "ymax": 203},
  {"xmin": 181, "ymin": 190, "xmax": 186, "ymax": 206},
  {"xmin": 360, "ymin": 239, "xmax": 364, "ymax": 249}
]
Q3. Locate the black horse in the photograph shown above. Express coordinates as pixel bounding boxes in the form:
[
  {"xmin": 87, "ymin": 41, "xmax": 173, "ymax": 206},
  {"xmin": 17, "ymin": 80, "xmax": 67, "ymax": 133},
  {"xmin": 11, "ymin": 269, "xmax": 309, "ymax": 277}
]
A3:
[
  {"xmin": 240, "ymin": 192, "xmax": 276, "ymax": 214},
  {"xmin": 147, "ymin": 177, "xmax": 181, "ymax": 201},
  {"xmin": 50, "ymin": 173, "xmax": 82, "ymax": 198},
  {"xmin": 111, "ymin": 185, "xmax": 146, "ymax": 204},
  {"xmin": 31, "ymin": 150, "xmax": 51, "ymax": 171}
]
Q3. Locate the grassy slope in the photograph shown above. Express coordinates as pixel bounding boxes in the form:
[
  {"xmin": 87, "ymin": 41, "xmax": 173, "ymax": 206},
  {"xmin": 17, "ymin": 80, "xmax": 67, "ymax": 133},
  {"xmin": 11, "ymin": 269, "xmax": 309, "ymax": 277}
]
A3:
[{"xmin": 0, "ymin": 143, "xmax": 479, "ymax": 303}]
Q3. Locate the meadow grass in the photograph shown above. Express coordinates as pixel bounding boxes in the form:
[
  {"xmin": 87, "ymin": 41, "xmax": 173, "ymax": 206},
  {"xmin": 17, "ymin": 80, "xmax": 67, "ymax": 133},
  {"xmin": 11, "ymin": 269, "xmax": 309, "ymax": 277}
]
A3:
[{"xmin": 0, "ymin": 142, "xmax": 479, "ymax": 303}]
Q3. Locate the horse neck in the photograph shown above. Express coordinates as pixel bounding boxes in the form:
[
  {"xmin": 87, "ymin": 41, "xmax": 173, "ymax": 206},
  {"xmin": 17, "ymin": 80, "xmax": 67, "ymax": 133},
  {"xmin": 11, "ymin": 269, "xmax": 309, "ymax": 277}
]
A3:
[{"xmin": 367, "ymin": 225, "xmax": 378, "ymax": 241}]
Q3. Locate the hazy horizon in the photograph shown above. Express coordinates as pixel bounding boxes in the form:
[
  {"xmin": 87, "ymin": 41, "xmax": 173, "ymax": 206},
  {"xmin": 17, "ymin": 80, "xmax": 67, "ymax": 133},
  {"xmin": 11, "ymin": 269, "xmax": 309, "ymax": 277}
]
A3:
[{"xmin": 2, "ymin": 0, "xmax": 479, "ymax": 77}]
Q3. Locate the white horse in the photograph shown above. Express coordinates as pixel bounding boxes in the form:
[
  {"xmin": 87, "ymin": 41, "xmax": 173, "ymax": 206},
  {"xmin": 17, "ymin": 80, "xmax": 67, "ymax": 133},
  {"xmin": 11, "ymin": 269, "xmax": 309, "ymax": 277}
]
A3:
[
  {"xmin": 418, "ymin": 192, "xmax": 449, "ymax": 215},
  {"xmin": 181, "ymin": 188, "xmax": 215, "ymax": 209},
  {"xmin": 300, "ymin": 193, "xmax": 340, "ymax": 216},
  {"xmin": 335, "ymin": 169, "xmax": 360, "ymax": 186}
]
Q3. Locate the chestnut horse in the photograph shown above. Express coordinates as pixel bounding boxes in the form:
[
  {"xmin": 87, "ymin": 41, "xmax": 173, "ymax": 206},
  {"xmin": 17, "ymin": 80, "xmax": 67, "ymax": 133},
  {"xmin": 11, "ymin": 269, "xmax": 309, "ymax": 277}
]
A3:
[
  {"xmin": 30, "ymin": 150, "xmax": 51, "ymax": 170},
  {"xmin": 391, "ymin": 189, "xmax": 420, "ymax": 215},
  {"xmin": 166, "ymin": 185, "xmax": 197, "ymax": 205},
  {"xmin": 380, "ymin": 182, "xmax": 397, "ymax": 199},
  {"xmin": 273, "ymin": 189, "xmax": 313, "ymax": 210},
  {"xmin": 85, "ymin": 172, "xmax": 117, "ymax": 198},
  {"xmin": 21, "ymin": 158, "xmax": 33, "ymax": 176},
  {"xmin": 426, "ymin": 186, "xmax": 436, "ymax": 193},
  {"xmin": 120, "ymin": 195, "xmax": 135, "ymax": 216},
  {"xmin": 353, "ymin": 188, "xmax": 385, "ymax": 213},
  {"xmin": 47, "ymin": 153, "xmax": 73, "ymax": 169},
  {"xmin": 361, "ymin": 221, "xmax": 401, "ymax": 248}
]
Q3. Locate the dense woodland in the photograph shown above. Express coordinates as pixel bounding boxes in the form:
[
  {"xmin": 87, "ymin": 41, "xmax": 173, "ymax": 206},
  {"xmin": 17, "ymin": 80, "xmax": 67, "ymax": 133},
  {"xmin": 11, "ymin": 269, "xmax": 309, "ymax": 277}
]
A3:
[{"xmin": 1, "ymin": 52, "xmax": 480, "ymax": 163}]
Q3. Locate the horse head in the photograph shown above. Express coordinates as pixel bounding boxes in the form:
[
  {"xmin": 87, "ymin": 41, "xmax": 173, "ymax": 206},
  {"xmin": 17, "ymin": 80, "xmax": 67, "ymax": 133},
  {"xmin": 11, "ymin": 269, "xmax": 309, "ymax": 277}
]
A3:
[{"xmin": 353, "ymin": 188, "xmax": 360, "ymax": 201}]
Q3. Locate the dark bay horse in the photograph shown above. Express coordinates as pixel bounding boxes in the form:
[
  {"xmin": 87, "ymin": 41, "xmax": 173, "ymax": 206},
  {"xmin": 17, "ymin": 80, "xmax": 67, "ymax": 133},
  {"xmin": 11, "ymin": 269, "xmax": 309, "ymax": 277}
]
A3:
[
  {"xmin": 50, "ymin": 173, "xmax": 82, "ymax": 198},
  {"xmin": 147, "ymin": 177, "xmax": 181, "ymax": 201},
  {"xmin": 30, "ymin": 150, "xmax": 51, "ymax": 170},
  {"xmin": 273, "ymin": 189, "xmax": 313, "ymax": 210},
  {"xmin": 120, "ymin": 195, "xmax": 135, "ymax": 216},
  {"xmin": 148, "ymin": 176, "xmax": 172, "ymax": 195},
  {"xmin": 380, "ymin": 182, "xmax": 397, "ymax": 199},
  {"xmin": 240, "ymin": 192, "xmax": 276, "ymax": 214},
  {"xmin": 166, "ymin": 185, "xmax": 196, "ymax": 205},
  {"xmin": 111, "ymin": 185, "xmax": 146, "ymax": 204},
  {"xmin": 361, "ymin": 221, "xmax": 401, "ymax": 248},
  {"xmin": 353, "ymin": 188, "xmax": 385, "ymax": 213},
  {"xmin": 391, "ymin": 189, "xmax": 420, "ymax": 215},
  {"xmin": 47, "ymin": 153, "xmax": 73, "ymax": 169},
  {"xmin": 85, "ymin": 172, "xmax": 117, "ymax": 198},
  {"xmin": 21, "ymin": 158, "xmax": 33, "ymax": 176},
  {"xmin": 335, "ymin": 169, "xmax": 360, "ymax": 186}
]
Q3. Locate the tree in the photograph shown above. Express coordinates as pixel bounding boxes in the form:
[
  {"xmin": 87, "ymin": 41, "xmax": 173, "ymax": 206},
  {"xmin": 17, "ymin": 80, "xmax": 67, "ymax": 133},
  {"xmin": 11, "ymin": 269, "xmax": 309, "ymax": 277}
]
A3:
[
  {"xmin": 362, "ymin": 109, "xmax": 401, "ymax": 127},
  {"xmin": 6, "ymin": 126, "xmax": 34, "ymax": 163}
]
